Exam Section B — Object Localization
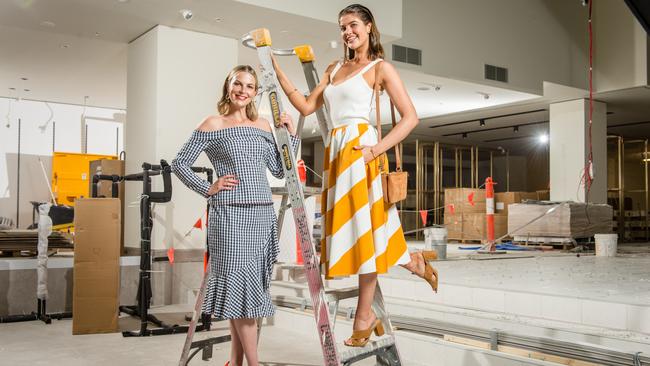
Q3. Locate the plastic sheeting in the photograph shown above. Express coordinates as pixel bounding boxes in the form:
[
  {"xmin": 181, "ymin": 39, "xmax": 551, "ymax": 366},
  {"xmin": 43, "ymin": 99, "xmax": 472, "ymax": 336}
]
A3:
[{"xmin": 37, "ymin": 203, "xmax": 52, "ymax": 300}]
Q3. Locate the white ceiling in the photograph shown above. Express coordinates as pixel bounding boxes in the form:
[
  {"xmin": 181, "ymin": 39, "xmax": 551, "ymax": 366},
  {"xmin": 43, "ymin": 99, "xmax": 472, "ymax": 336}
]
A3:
[{"xmin": 1, "ymin": 0, "xmax": 648, "ymax": 152}]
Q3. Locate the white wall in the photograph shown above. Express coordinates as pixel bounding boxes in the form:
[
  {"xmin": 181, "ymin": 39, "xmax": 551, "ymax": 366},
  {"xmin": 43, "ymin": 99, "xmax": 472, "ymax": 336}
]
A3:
[
  {"xmin": 0, "ymin": 97, "xmax": 124, "ymax": 228},
  {"xmin": 126, "ymin": 26, "xmax": 238, "ymax": 251},
  {"xmin": 390, "ymin": 0, "xmax": 591, "ymax": 95},
  {"xmin": 235, "ymin": 0, "xmax": 402, "ymax": 39},
  {"xmin": 593, "ymin": 0, "xmax": 649, "ymax": 92}
]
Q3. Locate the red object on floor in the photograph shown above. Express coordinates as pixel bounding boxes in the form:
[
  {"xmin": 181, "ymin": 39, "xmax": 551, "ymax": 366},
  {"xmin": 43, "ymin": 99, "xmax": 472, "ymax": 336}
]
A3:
[
  {"xmin": 485, "ymin": 177, "xmax": 495, "ymax": 250},
  {"xmin": 297, "ymin": 159, "xmax": 307, "ymax": 183},
  {"xmin": 296, "ymin": 231, "xmax": 304, "ymax": 264},
  {"xmin": 203, "ymin": 252, "xmax": 208, "ymax": 273}
]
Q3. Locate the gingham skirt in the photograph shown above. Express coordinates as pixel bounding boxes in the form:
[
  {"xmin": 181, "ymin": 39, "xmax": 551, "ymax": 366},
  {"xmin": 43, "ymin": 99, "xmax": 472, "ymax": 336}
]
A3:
[{"xmin": 202, "ymin": 203, "xmax": 278, "ymax": 319}]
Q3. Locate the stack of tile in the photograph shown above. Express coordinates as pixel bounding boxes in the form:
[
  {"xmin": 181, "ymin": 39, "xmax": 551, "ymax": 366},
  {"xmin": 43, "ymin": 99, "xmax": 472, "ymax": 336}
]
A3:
[{"xmin": 508, "ymin": 202, "xmax": 613, "ymax": 238}]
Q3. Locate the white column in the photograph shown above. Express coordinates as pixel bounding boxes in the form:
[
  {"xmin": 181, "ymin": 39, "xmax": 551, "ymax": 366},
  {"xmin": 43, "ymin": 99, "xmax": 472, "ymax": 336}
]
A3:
[
  {"xmin": 549, "ymin": 99, "xmax": 607, "ymax": 203},
  {"xmin": 125, "ymin": 25, "xmax": 238, "ymax": 250}
]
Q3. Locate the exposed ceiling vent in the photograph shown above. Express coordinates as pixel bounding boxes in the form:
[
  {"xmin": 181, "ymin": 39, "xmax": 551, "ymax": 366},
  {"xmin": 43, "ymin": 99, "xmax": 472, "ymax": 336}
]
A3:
[
  {"xmin": 485, "ymin": 64, "xmax": 508, "ymax": 83},
  {"xmin": 392, "ymin": 44, "xmax": 421, "ymax": 66}
]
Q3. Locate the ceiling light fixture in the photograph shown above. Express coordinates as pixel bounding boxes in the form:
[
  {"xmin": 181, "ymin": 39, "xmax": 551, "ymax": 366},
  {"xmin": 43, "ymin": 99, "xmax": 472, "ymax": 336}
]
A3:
[
  {"xmin": 214, "ymin": 17, "xmax": 223, "ymax": 22},
  {"xmin": 513, "ymin": 126, "xmax": 519, "ymax": 132},
  {"xmin": 40, "ymin": 21, "xmax": 56, "ymax": 27},
  {"xmin": 180, "ymin": 9, "xmax": 193, "ymax": 21},
  {"xmin": 462, "ymin": 133, "xmax": 468, "ymax": 138},
  {"xmin": 417, "ymin": 86, "xmax": 430, "ymax": 91},
  {"xmin": 479, "ymin": 119, "xmax": 485, "ymax": 127},
  {"xmin": 538, "ymin": 134, "xmax": 549, "ymax": 144}
]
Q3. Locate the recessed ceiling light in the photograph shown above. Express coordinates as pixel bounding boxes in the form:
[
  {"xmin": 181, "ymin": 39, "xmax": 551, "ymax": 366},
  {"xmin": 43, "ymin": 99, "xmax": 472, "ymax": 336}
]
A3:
[
  {"xmin": 479, "ymin": 119, "xmax": 485, "ymax": 127},
  {"xmin": 280, "ymin": 30, "xmax": 289, "ymax": 33},
  {"xmin": 60, "ymin": 43, "xmax": 70, "ymax": 49},
  {"xmin": 24, "ymin": 89, "xmax": 30, "ymax": 92},
  {"xmin": 8, "ymin": 87, "xmax": 16, "ymax": 91},
  {"xmin": 214, "ymin": 17, "xmax": 223, "ymax": 22},
  {"xmin": 116, "ymin": 0, "xmax": 129, "ymax": 3},
  {"xmin": 417, "ymin": 87, "xmax": 430, "ymax": 91},
  {"xmin": 40, "ymin": 21, "xmax": 56, "ymax": 27},
  {"xmin": 94, "ymin": 32, "xmax": 101, "ymax": 37},
  {"xmin": 462, "ymin": 133, "xmax": 468, "ymax": 138},
  {"xmin": 20, "ymin": 77, "xmax": 28, "ymax": 81}
]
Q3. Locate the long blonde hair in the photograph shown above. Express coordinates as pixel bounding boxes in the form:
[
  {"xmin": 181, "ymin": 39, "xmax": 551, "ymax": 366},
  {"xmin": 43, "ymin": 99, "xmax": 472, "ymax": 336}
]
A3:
[
  {"xmin": 216, "ymin": 65, "xmax": 259, "ymax": 120},
  {"xmin": 339, "ymin": 4, "xmax": 384, "ymax": 61}
]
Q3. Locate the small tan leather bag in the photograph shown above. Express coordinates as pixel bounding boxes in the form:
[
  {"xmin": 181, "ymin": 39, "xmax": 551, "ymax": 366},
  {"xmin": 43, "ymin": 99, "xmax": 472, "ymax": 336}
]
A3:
[{"xmin": 373, "ymin": 61, "xmax": 408, "ymax": 204}]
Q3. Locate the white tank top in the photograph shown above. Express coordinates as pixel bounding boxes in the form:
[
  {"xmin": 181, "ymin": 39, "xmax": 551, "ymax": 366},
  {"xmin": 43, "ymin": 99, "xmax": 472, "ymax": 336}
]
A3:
[{"xmin": 323, "ymin": 59, "xmax": 383, "ymax": 129}]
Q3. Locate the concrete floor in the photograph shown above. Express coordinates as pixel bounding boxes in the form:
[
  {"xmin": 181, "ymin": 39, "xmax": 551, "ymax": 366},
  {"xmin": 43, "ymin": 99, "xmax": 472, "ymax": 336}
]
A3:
[{"xmin": 0, "ymin": 310, "xmax": 373, "ymax": 366}]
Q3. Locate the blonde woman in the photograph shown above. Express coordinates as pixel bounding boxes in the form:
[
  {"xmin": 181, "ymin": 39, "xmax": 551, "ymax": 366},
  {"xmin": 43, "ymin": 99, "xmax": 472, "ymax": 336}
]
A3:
[
  {"xmin": 172, "ymin": 65, "xmax": 298, "ymax": 366},
  {"xmin": 272, "ymin": 4, "xmax": 438, "ymax": 347}
]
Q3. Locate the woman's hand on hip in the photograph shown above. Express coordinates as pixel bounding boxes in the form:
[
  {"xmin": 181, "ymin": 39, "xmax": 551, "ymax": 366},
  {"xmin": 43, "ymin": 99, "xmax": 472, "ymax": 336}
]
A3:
[
  {"xmin": 353, "ymin": 145, "xmax": 376, "ymax": 164},
  {"xmin": 208, "ymin": 175, "xmax": 238, "ymax": 195}
]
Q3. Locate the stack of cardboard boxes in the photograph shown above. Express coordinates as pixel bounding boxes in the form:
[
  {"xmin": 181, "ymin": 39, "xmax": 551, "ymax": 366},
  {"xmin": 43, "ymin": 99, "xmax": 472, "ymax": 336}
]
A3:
[{"xmin": 444, "ymin": 189, "xmax": 542, "ymax": 241}]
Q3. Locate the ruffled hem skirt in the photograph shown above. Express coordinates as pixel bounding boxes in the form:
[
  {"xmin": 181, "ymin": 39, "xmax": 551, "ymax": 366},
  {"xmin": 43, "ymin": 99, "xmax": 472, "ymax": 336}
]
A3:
[{"xmin": 202, "ymin": 204, "xmax": 278, "ymax": 319}]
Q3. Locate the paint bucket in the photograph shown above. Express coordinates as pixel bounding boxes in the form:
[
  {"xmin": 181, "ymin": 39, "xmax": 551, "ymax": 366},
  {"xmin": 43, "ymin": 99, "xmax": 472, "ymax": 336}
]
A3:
[
  {"xmin": 594, "ymin": 233, "xmax": 618, "ymax": 257},
  {"xmin": 423, "ymin": 227, "xmax": 447, "ymax": 260}
]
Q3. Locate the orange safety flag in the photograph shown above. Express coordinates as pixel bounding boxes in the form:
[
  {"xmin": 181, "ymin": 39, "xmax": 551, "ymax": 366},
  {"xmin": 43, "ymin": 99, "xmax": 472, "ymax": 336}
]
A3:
[
  {"xmin": 447, "ymin": 203, "xmax": 455, "ymax": 215},
  {"xmin": 419, "ymin": 210, "xmax": 427, "ymax": 226},
  {"xmin": 167, "ymin": 247, "xmax": 175, "ymax": 264},
  {"xmin": 467, "ymin": 192, "xmax": 475, "ymax": 206},
  {"xmin": 193, "ymin": 218, "xmax": 203, "ymax": 230}
]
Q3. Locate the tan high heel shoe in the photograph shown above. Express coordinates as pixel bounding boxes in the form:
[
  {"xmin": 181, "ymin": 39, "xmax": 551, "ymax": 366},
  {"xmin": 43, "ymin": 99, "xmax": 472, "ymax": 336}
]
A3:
[
  {"xmin": 344, "ymin": 318, "xmax": 385, "ymax": 347},
  {"xmin": 410, "ymin": 251, "xmax": 439, "ymax": 293}
]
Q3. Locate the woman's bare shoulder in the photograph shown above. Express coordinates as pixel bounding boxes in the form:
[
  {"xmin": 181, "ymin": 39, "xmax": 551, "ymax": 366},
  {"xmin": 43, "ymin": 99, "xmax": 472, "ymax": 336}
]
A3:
[
  {"xmin": 254, "ymin": 117, "xmax": 273, "ymax": 133},
  {"xmin": 196, "ymin": 115, "xmax": 223, "ymax": 132}
]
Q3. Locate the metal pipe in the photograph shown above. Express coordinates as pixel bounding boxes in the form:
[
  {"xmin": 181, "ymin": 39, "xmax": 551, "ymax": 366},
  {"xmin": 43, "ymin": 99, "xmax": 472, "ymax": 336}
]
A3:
[
  {"xmin": 506, "ymin": 150, "xmax": 510, "ymax": 192},
  {"xmin": 619, "ymin": 137, "xmax": 625, "ymax": 240},
  {"xmin": 415, "ymin": 139, "xmax": 421, "ymax": 239},
  {"xmin": 643, "ymin": 139, "xmax": 650, "ymax": 241},
  {"xmin": 16, "ymin": 118, "xmax": 21, "ymax": 228}
]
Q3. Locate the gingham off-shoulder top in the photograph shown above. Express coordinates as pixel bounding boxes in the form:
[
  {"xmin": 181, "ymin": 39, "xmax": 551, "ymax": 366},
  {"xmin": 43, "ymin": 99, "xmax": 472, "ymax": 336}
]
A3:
[{"xmin": 172, "ymin": 126, "xmax": 300, "ymax": 205}]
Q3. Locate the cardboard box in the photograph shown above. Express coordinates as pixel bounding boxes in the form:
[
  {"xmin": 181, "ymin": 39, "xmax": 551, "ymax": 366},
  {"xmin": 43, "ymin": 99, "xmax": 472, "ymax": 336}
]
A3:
[
  {"xmin": 73, "ymin": 198, "xmax": 121, "ymax": 335},
  {"xmin": 445, "ymin": 212, "xmax": 507, "ymax": 241},
  {"xmin": 444, "ymin": 188, "xmax": 486, "ymax": 214},
  {"xmin": 495, "ymin": 191, "xmax": 538, "ymax": 215},
  {"xmin": 89, "ymin": 159, "xmax": 125, "ymax": 254}
]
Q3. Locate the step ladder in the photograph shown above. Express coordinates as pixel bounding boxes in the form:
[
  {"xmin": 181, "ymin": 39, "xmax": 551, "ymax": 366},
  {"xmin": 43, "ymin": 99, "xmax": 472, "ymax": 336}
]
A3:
[{"xmin": 242, "ymin": 28, "xmax": 402, "ymax": 366}]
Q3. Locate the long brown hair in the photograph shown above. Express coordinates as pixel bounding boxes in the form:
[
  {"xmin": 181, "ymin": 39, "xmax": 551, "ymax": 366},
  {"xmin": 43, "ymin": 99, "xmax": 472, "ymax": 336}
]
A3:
[
  {"xmin": 216, "ymin": 65, "xmax": 259, "ymax": 121},
  {"xmin": 339, "ymin": 4, "xmax": 384, "ymax": 61}
]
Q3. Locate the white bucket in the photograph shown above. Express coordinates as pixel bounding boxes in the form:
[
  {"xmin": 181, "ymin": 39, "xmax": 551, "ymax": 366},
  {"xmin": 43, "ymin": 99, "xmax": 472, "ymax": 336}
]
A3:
[
  {"xmin": 424, "ymin": 227, "xmax": 447, "ymax": 260},
  {"xmin": 594, "ymin": 233, "xmax": 618, "ymax": 257}
]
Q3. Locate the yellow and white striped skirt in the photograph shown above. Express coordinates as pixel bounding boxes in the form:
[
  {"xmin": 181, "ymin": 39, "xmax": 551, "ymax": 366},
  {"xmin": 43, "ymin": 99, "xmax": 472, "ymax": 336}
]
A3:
[{"xmin": 320, "ymin": 122, "xmax": 410, "ymax": 278}]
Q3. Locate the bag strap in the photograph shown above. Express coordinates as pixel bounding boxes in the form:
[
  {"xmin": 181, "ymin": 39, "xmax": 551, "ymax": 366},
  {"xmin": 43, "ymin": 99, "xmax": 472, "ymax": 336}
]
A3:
[{"xmin": 374, "ymin": 61, "xmax": 402, "ymax": 172}]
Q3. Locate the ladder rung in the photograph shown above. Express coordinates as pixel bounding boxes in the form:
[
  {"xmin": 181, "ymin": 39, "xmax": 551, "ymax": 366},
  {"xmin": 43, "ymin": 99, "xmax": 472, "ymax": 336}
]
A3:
[
  {"xmin": 339, "ymin": 336, "xmax": 397, "ymax": 363},
  {"xmin": 271, "ymin": 186, "xmax": 322, "ymax": 196},
  {"xmin": 324, "ymin": 286, "xmax": 360, "ymax": 301}
]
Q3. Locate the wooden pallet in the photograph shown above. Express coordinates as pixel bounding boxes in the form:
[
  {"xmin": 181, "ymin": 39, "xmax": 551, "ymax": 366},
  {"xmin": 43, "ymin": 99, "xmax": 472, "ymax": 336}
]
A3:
[
  {"xmin": 448, "ymin": 239, "xmax": 484, "ymax": 245},
  {"xmin": 511, "ymin": 235, "xmax": 575, "ymax": 250}
]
